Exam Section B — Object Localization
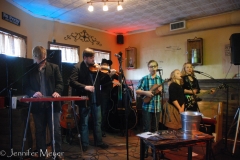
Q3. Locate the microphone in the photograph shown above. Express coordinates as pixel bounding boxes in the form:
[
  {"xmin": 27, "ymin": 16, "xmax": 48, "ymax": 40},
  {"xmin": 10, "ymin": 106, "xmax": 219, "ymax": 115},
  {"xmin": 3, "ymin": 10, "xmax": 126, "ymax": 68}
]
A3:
[
  {"xmin": 48, "ymin": 51, "xmax": 55, "ymax": 58},
  {"xmin": 156, "ymin": 69, "xmax": 162, "ymax": 71},
  {"xmin": 114, "ymin": 54, "xmax": 121, "ymax": 58},
  {"xmin": 114, "ymin": 51, "xmax": 122, "ymax": 58},
  {"xmin": 193, "ymin": 70, "xmax": 203, "ymax": 74}
]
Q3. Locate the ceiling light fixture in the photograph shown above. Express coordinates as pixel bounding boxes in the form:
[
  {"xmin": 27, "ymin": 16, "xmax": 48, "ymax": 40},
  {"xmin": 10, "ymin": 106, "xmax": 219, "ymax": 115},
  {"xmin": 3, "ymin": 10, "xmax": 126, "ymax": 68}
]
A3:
[
  {"xmin": 88, "ymin": 3, "xmax": 94, "ymax": 12},
  {"xmin": 103, "ymin": 2, "xmax": 108, "ymax": 11},
  {"xmin": 117, "ymin": 2, "xmax": 123, "ymax": 11},
  {"xmin": 87, "ymin": 0, "xmax": 123, "ymax": 12}
]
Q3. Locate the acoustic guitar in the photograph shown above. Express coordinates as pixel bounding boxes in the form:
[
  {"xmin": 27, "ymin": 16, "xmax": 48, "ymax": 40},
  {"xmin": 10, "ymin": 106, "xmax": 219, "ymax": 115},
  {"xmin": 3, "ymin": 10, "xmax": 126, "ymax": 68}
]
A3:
[
  {"xmin": 141, "ymin": 84, "xmax": 162, "ymax": 103},
  {"xmin": 185, "ymin": 84, "xmax": 225, "ymax": 109},
  {"xmin": 107, "ymin": 78, "xmax": 137, "ymax": 131}
]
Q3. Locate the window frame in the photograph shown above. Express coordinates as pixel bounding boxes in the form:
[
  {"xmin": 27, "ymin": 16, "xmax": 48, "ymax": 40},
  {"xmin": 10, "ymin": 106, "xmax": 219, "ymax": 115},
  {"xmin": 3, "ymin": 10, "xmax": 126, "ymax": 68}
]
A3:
[
  {"xmin": 91, "ymin": 48, "xmax": 111, "ymax": 65},
  {"xmin": 0, "ymin": 27, "xmax": 27, "ymax": 57},
  {"xmin": 48, "ymin": 41, "xmax": 80, "ymax": 63}
]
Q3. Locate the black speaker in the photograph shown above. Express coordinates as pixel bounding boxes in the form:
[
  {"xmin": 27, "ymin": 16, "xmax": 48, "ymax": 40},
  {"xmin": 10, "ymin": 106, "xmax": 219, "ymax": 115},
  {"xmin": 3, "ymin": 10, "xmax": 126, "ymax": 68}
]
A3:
[
  {"xmin": 230, "ymin": 33, "xmax": 240, "ymax": 65},
  {"xmin": 47, "ymin": 50, "xmax": 62, "ymax": 72},
  {"xmin": 117, "ymin": 35, "xmax": 124, "ymax": 44}
]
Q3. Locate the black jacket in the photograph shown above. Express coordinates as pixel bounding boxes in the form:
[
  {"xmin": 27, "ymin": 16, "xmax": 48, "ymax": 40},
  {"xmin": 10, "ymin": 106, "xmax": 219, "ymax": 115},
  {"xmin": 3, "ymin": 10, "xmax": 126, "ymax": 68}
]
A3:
[
  {"xmin": 25, "ymin": 62, "xmax": 63, "ymax": 113},
  {"xmin": 69, "ymin": 61, "xmax": 110, "ymax": 107}
]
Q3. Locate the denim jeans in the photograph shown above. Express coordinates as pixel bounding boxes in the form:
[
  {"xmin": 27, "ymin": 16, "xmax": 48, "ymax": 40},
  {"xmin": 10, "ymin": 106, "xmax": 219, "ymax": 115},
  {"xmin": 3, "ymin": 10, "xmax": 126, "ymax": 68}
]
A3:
[
  {"xmin": 32, "ymin": 106, "xmax": 62, "ymax": 154},
  {"xmin": 142, "ymin": 110, "xmax": 160, "ymax": 151},
  {"xmin": 80, "ymin": 103, "xmax": 102, "ymax": 146}
]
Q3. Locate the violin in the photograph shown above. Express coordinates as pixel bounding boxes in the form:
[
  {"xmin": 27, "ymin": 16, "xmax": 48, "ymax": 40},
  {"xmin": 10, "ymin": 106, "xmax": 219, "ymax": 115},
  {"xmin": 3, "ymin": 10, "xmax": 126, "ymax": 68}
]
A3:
[
  {"xmin": 89, "ymin": 64, "xmax": 110, "ymax": 73},
  {"xmin": 89, "ymin": 64, "xmax": 120, "ymax": 75}
]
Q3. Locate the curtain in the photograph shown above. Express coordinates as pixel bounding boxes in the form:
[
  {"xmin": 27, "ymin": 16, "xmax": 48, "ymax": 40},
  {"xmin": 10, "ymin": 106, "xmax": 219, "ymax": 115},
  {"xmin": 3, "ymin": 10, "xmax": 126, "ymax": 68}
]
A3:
[
  {"xmin": 94, "ymin": 51, "xmax": 110, "ymax": 64},
  {"xmin": 0, "ymin": 31, "xmax": 26, "ymax": 58},
  {"xmin": 50, "ymin": 44, "xmax": 79, "ymax": 63}
]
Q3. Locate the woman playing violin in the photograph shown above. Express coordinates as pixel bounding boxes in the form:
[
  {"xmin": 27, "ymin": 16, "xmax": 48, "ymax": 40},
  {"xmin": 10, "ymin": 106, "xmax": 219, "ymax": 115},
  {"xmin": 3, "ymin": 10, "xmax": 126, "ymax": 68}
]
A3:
[{"xmin": 69, "ymin": 48, "xmax": 116, "ymax": 151}]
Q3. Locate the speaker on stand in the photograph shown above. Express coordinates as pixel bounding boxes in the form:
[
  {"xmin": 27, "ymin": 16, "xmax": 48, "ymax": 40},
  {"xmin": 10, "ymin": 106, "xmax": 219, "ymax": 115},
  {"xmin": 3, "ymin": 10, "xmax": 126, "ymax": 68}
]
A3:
[
  {"xmin": 230, "ymin": 33, "xmax": 240, "ymax": 65},
  {"xmin": 228, "ymin": 33, "xmax": 240, "ymax": 155},
  {"xmin": 47, "ymin": 50, "xmax": 62, "ymax": 72}
]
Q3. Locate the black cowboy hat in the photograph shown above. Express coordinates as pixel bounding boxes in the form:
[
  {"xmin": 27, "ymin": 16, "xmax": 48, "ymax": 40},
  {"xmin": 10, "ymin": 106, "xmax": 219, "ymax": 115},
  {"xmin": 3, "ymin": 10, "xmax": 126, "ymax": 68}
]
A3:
[{"xmin": 101, "ymin": 58, "xmax": 112, "ymax": 66}]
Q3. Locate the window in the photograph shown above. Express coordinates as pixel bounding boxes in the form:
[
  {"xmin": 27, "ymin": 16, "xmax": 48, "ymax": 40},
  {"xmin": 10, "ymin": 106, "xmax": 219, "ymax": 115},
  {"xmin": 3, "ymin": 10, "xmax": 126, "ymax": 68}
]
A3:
[
  {"xmin": 0, "ymin": 27, "xmax": 27, "ymax": 57},
  {"xmin": 91, "ymin": 48, "xmax": 111, "ymax": 64},
  {"xmin": 48, "ymin": 42, "xmax": 79, "ymax": 63}
]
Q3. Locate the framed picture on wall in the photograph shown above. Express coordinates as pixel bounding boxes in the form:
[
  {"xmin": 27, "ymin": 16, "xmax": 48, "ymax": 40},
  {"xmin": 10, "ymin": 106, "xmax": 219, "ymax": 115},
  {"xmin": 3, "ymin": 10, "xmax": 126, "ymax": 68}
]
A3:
[{"xmin": 126, "ymin": 47, "xmax": 137, "ymax": 69}]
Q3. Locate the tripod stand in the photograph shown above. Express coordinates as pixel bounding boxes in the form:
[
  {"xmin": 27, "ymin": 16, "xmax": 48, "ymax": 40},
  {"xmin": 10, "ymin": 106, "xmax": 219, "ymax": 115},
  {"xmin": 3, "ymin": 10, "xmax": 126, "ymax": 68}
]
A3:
[{"xmin": 227, "ymin": 107, "xmax": 240, "ymax": 154}]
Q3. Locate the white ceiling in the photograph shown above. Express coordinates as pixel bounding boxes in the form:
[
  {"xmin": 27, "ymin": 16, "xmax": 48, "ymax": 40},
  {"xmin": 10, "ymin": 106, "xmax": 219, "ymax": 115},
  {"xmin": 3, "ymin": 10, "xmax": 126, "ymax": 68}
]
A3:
[{"xmin": 7, "ymin": 0, "xmax": 240, "ymax": 34}]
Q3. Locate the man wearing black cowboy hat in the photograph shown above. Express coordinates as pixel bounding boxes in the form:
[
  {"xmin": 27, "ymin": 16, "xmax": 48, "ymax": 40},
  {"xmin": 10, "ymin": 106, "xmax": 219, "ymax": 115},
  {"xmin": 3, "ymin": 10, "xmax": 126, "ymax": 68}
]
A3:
[
  {"xmin": 100, "ymin": 59, "xmax": 119, "ymax": 137},
  {"xmin": 101, "ymin": 58, "xmax": 112, "ymax": 66}
]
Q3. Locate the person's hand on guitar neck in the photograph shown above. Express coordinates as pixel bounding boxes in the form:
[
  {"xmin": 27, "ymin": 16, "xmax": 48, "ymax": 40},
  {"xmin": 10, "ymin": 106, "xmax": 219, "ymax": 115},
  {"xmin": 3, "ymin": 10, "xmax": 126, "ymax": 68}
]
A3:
[
  {"xmin": 136, "ymin": 83, "xmax": 163, "ymax": 103},
  {"xmin": 144, "ymin": 90, "xmax": 154, "ymax": 98},
  {"xmin": 142, "ymin": 85, "xmax": 162, "ymax": 97},
  {"xmin": 185, "ymin": 89, "xmax": 198, "ymax": 95},
  {"xmin": 157, "ymin": 85, "xmax": 163, "ymax": 95},
  {"xmin": 200, "ymin": 88, "xmax": 215, "ymax": 94}
]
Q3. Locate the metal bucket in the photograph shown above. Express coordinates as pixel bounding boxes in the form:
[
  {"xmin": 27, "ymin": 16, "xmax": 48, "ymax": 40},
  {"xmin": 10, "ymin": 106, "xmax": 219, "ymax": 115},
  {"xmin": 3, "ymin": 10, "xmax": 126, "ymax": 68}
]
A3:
[{"xmin": 181, "ymin": 111, "xmax": 202, "ymax": 132}]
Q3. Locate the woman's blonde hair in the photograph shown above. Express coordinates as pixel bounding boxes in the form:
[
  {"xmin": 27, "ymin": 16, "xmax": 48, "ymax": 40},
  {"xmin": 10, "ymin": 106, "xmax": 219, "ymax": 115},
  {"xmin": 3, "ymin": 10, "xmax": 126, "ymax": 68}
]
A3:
[
  {"xmin": 181, "ymin": 62, "xmax": 195, "ymax": 77},
  {"xmin": 168, "ymin": 69, "xmax": 183, "ymax": 86}
]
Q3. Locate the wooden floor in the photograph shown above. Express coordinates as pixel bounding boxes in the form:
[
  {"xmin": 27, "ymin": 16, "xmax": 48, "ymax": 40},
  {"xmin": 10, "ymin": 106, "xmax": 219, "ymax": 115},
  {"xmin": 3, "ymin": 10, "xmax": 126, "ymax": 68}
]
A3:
[{"xmin": 2, "ymin": 128, "xmax": 240, "ymax": 160}]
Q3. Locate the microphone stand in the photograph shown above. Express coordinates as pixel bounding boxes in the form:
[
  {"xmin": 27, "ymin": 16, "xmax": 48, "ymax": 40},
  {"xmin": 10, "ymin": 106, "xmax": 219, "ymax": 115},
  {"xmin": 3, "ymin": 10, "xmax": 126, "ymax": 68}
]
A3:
[
  {"xmin": 193, "ymin": 71, "xmax": 233, "ymax": 152},
  {"xmin": 116, "ymin": 55, "xmax": 132, "ymax": 160},
  {"xmin": 157, "ymin": 69, "xmax": 170, "ymax": 159},
  {"xmin": 0, "ymin": 52, "xmax": 54, "ymax": 159},
  {"xmin": 158, "ymin": 69, "xmax": 164, "ymax": 131}
]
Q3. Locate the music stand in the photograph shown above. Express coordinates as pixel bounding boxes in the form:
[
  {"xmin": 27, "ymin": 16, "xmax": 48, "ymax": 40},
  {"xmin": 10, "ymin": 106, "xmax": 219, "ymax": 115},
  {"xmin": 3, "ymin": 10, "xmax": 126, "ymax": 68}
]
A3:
[{"xmin": 19, "ymin": 96, "xmax": 86, "ymax": 160}]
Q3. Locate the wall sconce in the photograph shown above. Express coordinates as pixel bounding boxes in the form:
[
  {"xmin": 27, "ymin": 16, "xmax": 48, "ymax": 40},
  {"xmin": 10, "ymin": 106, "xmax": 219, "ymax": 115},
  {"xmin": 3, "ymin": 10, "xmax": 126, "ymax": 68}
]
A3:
[{"xmin": 87, "ymin": 0, "xmax": 123, "ymax": 12}]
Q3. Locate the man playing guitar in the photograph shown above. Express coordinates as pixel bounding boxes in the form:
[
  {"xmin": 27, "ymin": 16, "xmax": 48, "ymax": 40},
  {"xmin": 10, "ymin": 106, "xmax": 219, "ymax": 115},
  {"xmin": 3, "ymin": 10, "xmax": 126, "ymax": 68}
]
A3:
[{"xmin": 136, "ymin": 60, "xmax": 163, "ymax": 158}]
